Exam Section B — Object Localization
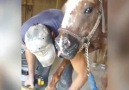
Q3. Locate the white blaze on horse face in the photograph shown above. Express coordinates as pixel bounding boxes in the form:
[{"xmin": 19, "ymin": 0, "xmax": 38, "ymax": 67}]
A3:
[
  {"xmin": 62, "ymin": 0, "xmax": 81, "ymax": 28},
  {"xmin": 61, "ymin": 0, "xmax": 96, "ymax": 28},
  {"xmin": 56, "ymin": 36, "xmax": 64, "ymax": 57}
]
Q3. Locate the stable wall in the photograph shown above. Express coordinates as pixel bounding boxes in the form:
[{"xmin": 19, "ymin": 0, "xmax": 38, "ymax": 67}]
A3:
[{"xmin": 22, "ymin": 0, "xmax": 67, "ymax": 23}]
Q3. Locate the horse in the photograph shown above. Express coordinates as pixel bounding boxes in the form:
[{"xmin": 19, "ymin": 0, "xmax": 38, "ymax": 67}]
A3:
[{"xmin": 46, "ymin": 0, "xmax": 107, "ymax": 90}]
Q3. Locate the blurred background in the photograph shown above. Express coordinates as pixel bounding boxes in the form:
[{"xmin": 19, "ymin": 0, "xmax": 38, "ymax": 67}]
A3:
[
  {"xmin": 0, "ymin": 0, "xmax": 21, "ymax": 90},
  {"xmin": 22, "ymin": 0, "xmax": 67, "ymax": 23}
]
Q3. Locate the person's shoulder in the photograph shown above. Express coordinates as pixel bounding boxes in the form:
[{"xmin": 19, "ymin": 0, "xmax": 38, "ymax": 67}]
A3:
[
  {"xmin": 48, "ymin": 9, "xmax": 62, "ymax": 13},
  {"xmin": 39, "ymin": 9, "xmax": 63, "ymax": 15},
  {"xmin": 42, "ymin": 9, "xmax": 62, "ymax": 13}
]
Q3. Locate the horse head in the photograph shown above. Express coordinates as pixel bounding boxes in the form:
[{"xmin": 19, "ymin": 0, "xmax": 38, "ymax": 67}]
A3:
[{"xmin": 55, "ymin": 0, "xmax": 105, "ymax": 59}]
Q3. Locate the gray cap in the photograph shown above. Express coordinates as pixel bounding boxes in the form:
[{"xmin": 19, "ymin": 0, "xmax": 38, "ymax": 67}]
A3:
[{"xmin": 25, "ymin": 24, "xmax": 56, "ymax": 67}]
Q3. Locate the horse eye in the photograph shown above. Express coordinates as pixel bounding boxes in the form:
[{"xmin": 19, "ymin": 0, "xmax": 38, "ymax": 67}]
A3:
[
  {"xmin": 84, "ymin": 7, "xmax": 93, "ymax": 14},
  {"xmin": 42, "ymin": 38, "xmax": 44, "ymax": 39}
]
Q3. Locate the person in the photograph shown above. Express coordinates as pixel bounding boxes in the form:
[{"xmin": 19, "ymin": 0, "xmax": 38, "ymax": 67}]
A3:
[{"xmin": 21, "ymin": 9, "xmax": 73, "ymax": 90}]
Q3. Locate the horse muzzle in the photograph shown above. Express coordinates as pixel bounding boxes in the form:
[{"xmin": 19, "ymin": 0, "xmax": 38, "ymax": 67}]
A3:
[{"xmin": 55, "ymin": 34, "xmax": 79, "ymax": 60}]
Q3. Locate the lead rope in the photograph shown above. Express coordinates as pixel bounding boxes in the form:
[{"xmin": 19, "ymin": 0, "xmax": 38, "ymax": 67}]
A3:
[
  {"xmin": 84, "ymin": 42, "xmax": 90, "ymax": 76},
  {"xmin": 79, "ymin": 42, "xmax": 99, "ymax": 90},
  {"xmin": 79, "ymin": 41, "xmax": 90, "ymax": 76}
]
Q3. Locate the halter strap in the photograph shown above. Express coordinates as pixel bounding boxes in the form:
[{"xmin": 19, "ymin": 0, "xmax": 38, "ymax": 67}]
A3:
[
  {"xmin": 59, "ymin": 28, "xmax": 82, "ymax": 41},
  {"xmin": 83, "ymin": 12, "xmax": 101, "ymax": 42}
]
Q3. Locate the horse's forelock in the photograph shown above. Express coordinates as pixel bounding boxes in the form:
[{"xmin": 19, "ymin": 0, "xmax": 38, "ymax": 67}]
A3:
[
  {"xmin": 61, "ymin": 0, "xmax": 81, "ymax": 28},
  {"xmin": 65, "ymin": 0, "xmax": 81, "ymax": 13}
]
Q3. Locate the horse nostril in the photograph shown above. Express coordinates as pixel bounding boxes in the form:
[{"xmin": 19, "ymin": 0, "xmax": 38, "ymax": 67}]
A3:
[
  {"xmin": 59, "ymin": 55, "xmax": 63, "ymax": 58},
  {"xmin": 64, "ymin": 38, "xmax": 71, "ymax": 48}
]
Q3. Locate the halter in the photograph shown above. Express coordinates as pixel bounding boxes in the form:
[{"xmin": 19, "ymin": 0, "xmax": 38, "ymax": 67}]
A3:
[{"xmin": 59, "ymin": 0, "xmax": 105, "ymax": 75}]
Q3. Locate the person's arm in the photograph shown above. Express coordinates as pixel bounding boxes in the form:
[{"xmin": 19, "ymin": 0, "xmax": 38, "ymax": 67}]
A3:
[
  {"xmin": 69, "ymin": 52, "xmax": 88, "ymax": 90},
  {"xmin": 46, "ymin": 59, "xmax": 70, "ymax": 90},
  {"xmin": 24, "ymin": 48, "xmax": 36, "ymax": 88}
]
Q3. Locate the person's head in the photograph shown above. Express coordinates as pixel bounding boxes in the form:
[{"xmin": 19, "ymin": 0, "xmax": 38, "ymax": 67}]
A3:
[{"xmin": 25, "ymin": 24, "xmax": 56, "ymax": 67}]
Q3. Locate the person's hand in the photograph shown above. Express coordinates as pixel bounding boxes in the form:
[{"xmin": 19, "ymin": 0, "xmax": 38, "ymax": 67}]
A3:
[
  {"xmin": 45, "ymin": 85, "xmax": 56, "ymax": 90},
  {"xmin": 24, "ymin": 76, "xmax": 34, "ymax": 89}
]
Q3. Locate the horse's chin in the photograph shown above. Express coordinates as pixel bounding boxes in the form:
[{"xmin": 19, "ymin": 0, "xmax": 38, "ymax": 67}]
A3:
[
  {"xmin": 59, "ymin": 52, "xmax": 76, "ymax": 60},
  {"xmin": 62, "ymin": 55, "xmax": 75, "ymax": 60},
  {"xmin": 59, "ymin": 44, "xmax": 79, "ymax": 60}
]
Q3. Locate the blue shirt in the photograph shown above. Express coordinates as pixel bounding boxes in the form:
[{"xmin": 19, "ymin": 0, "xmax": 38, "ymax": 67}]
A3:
[{"xmin": 21, "ymin": 9, "xmax": 64, "ymax": 44}]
